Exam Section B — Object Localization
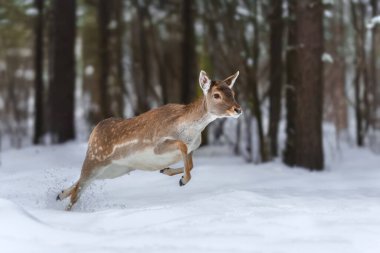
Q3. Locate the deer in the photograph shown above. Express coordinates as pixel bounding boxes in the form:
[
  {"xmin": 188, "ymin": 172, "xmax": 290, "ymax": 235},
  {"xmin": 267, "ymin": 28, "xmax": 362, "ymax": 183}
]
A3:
[{"xmin": 56, "ymin": 70, "xmax": 242, "ymax": 210}]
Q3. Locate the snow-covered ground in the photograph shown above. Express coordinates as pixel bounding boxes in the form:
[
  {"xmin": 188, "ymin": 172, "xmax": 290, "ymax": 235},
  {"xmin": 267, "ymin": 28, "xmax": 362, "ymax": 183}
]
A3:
[{"xmin": 1, "ymin": 142, "xmax": 380, "ymax": 253}]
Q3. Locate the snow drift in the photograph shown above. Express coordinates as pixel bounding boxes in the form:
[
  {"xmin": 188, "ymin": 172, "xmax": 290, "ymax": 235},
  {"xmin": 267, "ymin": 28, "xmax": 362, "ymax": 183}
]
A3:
[{"xmin": 0, "ymin": 143, "xmax": 380, "ymax": 253}]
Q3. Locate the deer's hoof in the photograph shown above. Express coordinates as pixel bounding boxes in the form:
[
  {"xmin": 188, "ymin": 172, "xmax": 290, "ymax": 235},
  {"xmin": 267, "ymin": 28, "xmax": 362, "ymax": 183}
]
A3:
[
  {"xmin": 65, "ymin": 203, "xmax": 73, "ymax": 211},
  {"xmin": 179, "ymin": 176, "xmax": 185, "ymax": 187},
  {"xmin": 56, "ymin": 190, "xmax": 63, "ymax": 201}
]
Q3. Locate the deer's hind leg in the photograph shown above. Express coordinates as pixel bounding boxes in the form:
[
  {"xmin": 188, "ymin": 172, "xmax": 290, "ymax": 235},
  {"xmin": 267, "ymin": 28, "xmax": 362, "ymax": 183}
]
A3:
[
  {"xmin": 57, "ymin": 158, "xmax": 101, "ymax": 211},
  {"xmin": 160, "ymin": 153, "xmax": 194, "ymax": 176},
  {"xmin": 56, "ymin": 174, "xmax": 94, "ymax": 211},
  {"xmin": 160, "ymin": 167, "xmax": 184, "ymax": 176},
  {"xmin": 65, "ymin": 178, "xmax": 93, "ymax": 211},
  {"xmin": 56, "ymin": 183, "xmax": 76, "ymax": 201}
]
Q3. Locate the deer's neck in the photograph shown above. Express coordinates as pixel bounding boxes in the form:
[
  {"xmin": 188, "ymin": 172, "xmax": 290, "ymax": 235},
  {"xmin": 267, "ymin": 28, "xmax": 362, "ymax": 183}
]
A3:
[{"xmin": 183, "ymin": 97, "xmax": 216, "ymax": 131}]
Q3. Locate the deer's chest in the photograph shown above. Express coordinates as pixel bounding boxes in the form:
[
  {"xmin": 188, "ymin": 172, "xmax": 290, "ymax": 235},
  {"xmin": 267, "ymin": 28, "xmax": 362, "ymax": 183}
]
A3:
[{"xmin": 177, "ymin": 126, "xmax": 202, "ymax": 153}]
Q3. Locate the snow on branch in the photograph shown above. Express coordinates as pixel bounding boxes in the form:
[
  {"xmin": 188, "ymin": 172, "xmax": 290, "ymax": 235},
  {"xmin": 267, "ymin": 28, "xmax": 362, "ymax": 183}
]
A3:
[
  {"xmin": 322, "ymin": 53, "xmax": 334, "ymax": 63},
  {"xmin": 367, "ymin": 16, "xmax": 380, "ymax": 29}
]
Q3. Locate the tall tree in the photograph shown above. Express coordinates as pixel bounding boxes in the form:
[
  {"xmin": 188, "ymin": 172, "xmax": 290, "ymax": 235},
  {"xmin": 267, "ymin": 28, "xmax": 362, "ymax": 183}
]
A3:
[
  {"xmin": 324, "ymin": 0, "xmax": 348, "ymax": 137},
  {"xmin": 283, "ymin": 0, "xmax": 297, "ymax": 166},
  {"xmin": 335, "ymin": 3, "xmax": 348, "ymax": 133},
  {"xmin": 295, "ymin": 0, "xmax": 324, "ymax": 170},
  {"xmin": 268, "ymin": 0, "xmax": 284, "ymax": 157},
  {"xmin": 33, "ymin": 0, "xmax": 44, "ymax": 144},
  {"xmin": 285, "ymin": 0, "xmax": 324, "ymax": 170},
  {"xmin": 111, "ymin": 0, "xmax": 125, "ymax": 117},
  {"xmin": 97, "ymin": 0, "xmax": 125, "ymax": 119},
  {"xmin": 370, "ymin": 0, "xmax": 378, "ymax": 132},
  {"xmin": 131, "ymin": 1, "xmax": 152, "ymax": 115},
  {"xmin": 181, "ymin": 0, "xmax": 197, "ymax": 104},
  {"xmin": 351, "ymin": 0, "xmax": 369, "ymax": 146},
  {"xmin": 48, "ymin": 0, "xmax": 76, "ymax": 143},
  {"xmin": 251, "ymin": 0, "xmax": 268, "ymax": 162},
  {"xmin": 81, "ymin": 0, "xmax": 102, "ymax": 126},
  {"xmin": 97, "ymin": 0, "xmax": 112, "ymax": 118}
]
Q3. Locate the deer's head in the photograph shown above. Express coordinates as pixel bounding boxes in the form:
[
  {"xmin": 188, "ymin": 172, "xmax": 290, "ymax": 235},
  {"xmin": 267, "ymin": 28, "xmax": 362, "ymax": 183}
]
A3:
[{"xmin": 199, "ymin": 70, "xmax": 242, "ymax": 118}]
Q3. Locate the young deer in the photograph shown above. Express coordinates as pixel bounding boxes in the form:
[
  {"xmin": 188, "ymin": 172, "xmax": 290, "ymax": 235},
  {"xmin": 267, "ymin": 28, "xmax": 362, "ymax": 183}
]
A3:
[{"xmin": 57, "ymin": 70, "xmax": 242, "ymax": 210}]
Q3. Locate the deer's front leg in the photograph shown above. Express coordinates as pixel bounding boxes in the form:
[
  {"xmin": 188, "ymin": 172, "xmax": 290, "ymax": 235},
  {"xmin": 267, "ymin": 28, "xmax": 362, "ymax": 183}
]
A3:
[
  {"xmin": 180, "ymin": 152, "xmax": 193, "ymax": 186},
  {"xmin": 154, "ymin": 140, "xmax": 193, "ymax": 186}
]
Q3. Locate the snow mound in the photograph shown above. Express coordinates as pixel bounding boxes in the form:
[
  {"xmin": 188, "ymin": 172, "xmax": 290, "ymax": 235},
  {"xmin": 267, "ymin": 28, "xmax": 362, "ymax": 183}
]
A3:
[{"xmin": 0, "ymin": 198, "xmax": 44, "ymax": 227}]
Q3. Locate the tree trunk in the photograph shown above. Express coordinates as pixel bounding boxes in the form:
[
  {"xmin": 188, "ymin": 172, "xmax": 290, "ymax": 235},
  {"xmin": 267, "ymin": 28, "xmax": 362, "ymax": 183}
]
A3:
[
  {"xmin": 351, "ymin": 1, "xmax": 367, "ymax": 146},
  {"xmin": 333, "ymin": 1, "xmax": 348, "ymax": 134},
  {"xmin": 33, "ymin": 0, "xmax": 44, "ymax": 144},
  {"xmin": 97, "ymin": 0, "xmax": 112, "ymax": 118},
  {"xmin": 134, "ymin": 3, "xmax": 151, "ymax": 115},
  {"xmin": 283, "ymin": 0, "xmax": 297, "ymax": 167},
  {"xmin": 81, "ymin": 1, "xmax": 102, "ymax": 126},
  {"xmin": 113, "ymin": 0, "xmax": 125, "ymax": 117},
  {"xmin": 370, "ymin": 0, "xmax": 378, "ymax": 130},
  {"xmin": 268, "ymin": 0, "xmax": 284, "ymax": 157},
  {"xmin": 293, "ymin": 0, "xmax": 324, "ymax": 170},
  {"xmin": 323, "ymin": 0, "xmax": 348, "ymax": 140},
  {"xmin": 251, "ymin": 0, "xmax": 268, "ymax": 162},
  {"xmin": 105, "ymin": 0, "xmax": 125, "ymax": 118},
  {"xmin": 181, "ymin": 0, "xmax": 197, "ymax": 104},
  {"xmin": 48, "ymin": 0, "xmax": 76, "ymax": 143}
]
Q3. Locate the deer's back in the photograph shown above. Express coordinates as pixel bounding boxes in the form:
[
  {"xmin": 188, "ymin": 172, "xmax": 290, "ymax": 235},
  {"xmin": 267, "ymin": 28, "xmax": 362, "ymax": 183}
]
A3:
[{"xmin": 86, "ymin": 104, "xmax": 189, "ymax": 164}]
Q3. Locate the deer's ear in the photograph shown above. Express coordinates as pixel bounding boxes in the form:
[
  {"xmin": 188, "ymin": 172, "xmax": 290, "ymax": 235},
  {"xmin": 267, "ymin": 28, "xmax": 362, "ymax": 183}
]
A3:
[
  {"xmin": 199, "ymin": 70, "xmax": 211, "ymax": 94},
  {"xmin": 224, "ymin": 71, "xmax": 239, "ymax": 89}
]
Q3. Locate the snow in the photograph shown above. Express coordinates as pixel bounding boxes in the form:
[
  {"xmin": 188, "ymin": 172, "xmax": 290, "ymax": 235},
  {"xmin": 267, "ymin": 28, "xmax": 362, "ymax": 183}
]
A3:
[
  {"xmin": 322, "ymin": 0, "xmax": 334, "ymax": 4},
  {"xmin": 322, "ymin": 52, "xmax": 334, "ymax": 63},
  {"xmin": 367, "ymin": 15, "xmax": 380, "ymax": 29},
  {"xmin": 1, "ymin": 143, "xmax": 380, "ymax": 253},
  {"xmin": 84, "ymin": 65, "xmax": 95, "ymax": 76},
  {"xmin": 25, "ymin": 8, "xmax": 38, "ymax": 16},
  {"xmin": 236, "ymin": 6, "xmax": 250, "ymax": 17}
]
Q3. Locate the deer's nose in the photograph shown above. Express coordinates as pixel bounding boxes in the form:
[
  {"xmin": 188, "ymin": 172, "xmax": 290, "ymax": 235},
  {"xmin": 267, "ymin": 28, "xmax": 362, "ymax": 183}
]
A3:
[{"xmin": 234, "ymin": 107, "xmax": 242, "ymax": 114}]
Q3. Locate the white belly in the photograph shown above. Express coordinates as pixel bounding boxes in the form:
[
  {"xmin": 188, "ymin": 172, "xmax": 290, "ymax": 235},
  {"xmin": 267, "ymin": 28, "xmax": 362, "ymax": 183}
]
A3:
[
  {"xmin": 97, "ymin": 164, "xmax": 135, "ymax": 179},
  {"xmin": 112, "ymin": 148, "xmax": 182, "ymax": 171},
  {"xmin": 95, "ymin": 135, "xmax": 200, "ymax": 179}
]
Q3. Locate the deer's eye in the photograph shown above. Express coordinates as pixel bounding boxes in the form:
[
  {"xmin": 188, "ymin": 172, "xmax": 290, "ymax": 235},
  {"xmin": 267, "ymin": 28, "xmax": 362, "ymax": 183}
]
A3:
[{"xmin": 213, "ymin": 93, "xmax": 221, "ymax": 99}]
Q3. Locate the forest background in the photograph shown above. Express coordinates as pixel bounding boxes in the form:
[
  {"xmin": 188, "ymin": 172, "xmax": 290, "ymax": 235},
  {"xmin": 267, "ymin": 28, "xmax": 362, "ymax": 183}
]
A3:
[{"xmin": 1, "ymin": 0, "xmax": 380, "ymax": 171}]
